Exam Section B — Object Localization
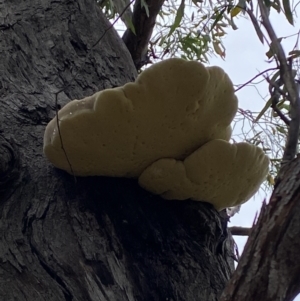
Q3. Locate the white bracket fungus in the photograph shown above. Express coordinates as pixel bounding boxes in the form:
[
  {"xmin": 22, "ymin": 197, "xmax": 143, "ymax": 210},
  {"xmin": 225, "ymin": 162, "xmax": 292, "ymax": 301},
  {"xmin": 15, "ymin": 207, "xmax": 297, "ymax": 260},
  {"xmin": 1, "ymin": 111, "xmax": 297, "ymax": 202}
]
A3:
[
  {"xmin": 43, "ymin": 58, "xmax": 269, "ymax": 210},
  {"xmin": 138, "ymin": 140, "xmax": 269, "ymax": 211}
]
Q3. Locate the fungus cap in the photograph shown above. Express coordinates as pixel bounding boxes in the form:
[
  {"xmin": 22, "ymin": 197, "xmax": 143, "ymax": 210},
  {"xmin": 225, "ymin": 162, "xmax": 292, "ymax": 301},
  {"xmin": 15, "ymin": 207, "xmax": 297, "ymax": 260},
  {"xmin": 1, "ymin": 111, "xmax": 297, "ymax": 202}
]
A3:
[
  {"xmin": 138, "ymin": 139, "xmax": 269, "ymax": 210},
  {"xmin": 43, "ymin": 58, "xmax": 238, "ymax": 177}
]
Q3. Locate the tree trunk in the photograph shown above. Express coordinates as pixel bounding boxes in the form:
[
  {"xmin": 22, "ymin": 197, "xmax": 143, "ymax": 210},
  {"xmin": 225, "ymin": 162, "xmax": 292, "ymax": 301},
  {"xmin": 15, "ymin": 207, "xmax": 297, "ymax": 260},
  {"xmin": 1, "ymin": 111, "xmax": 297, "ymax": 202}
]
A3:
[
  {"xmin": 220, "ymin": 156, "xmax": 300, "ymax": 301},
  {"xmin": 0, "ymin": 1, "xmax": 234, "ymax": 300}
]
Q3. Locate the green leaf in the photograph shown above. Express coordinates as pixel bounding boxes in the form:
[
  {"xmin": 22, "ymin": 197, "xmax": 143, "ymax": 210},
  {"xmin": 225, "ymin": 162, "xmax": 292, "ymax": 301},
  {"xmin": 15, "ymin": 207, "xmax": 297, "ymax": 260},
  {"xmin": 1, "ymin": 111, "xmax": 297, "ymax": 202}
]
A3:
[
  {"xmin": 289, "ymin": 50, "xmax": 300, "ymax": 56},
  {"xmin": 248, "ymin": 10, "xmax": 264, "ymax": 44},
  {"xmin": 212, "ymin": 41, "xmax": 225, "ymax": 57},
  {"xmin": 288, "ymin": 49, "xmax": 300, "ymax": 59},
  {"xmin": 276, "ymin": 126, "xmax": 287, "ymax": 134},
  {"xmin": 168, "ymin": 0, "xmax": 185, "ymax": 37},
  {"xmin": 282, "ymin": 0, "xmax": 294, "ymax": 25},
  {"xmin": 255, "ymin": 97, "xmax": 273, "ymax": 122},
  {"xmin": 126, "ymin": 18, "xmax": 136, "ymax": 35},
  {"xmin": 230, "ymin": 6, "xmax": 242, "ymax": 17},
  {"xmin": 270, "ymin": 0, "xmax": 281, "ymax": 12},
  {"xmin": 277, "ymin": 102, "xmax": 290, "ymax": 112},
  {"xmin": 230, "ymin": 0, "xmax": 246, "ymax": 17},
  {"xmin": 269, "ymin": 70, "xmax": 281, "ymax": 84},
  {"xmin": 159, "ymin": 35, "xmax": 167, "ymax": 47},
  {"xmin": 141, "ymin": 0, "xmax": 150, "ymax": 17},
  {"xmin": 267, "ymin": 174, "xmax": 275, "ymax": 186},
  {"xmin": 265, "ymin": 38, "xmax": 283, "ymax": 58},
  {"xmin": 210, "ymin": 7, "xmax": 226, "ymax": 31}
]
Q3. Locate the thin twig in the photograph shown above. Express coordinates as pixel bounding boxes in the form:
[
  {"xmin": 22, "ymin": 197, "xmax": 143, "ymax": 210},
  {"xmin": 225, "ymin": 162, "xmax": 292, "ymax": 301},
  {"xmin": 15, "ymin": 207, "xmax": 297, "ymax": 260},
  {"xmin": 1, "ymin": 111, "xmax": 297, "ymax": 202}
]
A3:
[
  {"xmin": 93, "ymin": 0, "xmax": 135, "ymax": 48},
  {"xmin": 229, "ymin": 226, "xmax": 251, "ymax": 236},
  {"xmin": 235, "ymin": 68, "xmax": 278, "ymax": 93},
  {"xmin": 54, "ymin": 90, "xmax": 77, "ymax": 183}
]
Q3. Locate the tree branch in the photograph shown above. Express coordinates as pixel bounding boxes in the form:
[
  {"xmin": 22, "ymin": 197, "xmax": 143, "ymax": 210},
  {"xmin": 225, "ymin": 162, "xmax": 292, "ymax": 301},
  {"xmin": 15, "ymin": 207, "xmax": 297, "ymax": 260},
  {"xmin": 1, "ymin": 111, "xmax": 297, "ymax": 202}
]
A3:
[
  {"xmin": 234, "ymin": 67, "xmax": 278, "ymax": 93},
  {"xmin": 272, "ymin": 104, "xmax": 291, "ymax": 126},
  {"xmin": 229, "ymin": 227, "xmax": 251, "ymax": 236},
  {"xmin": 266, "ymin": 77, "xmax": 291, "ymax": 126},
  {"xmin": 122, "ymin": 0, "xmax": 165, "ymax": 70},
  {"xmin": 258, "ymin": 0, "xmax": 300, "ymax": 164}
]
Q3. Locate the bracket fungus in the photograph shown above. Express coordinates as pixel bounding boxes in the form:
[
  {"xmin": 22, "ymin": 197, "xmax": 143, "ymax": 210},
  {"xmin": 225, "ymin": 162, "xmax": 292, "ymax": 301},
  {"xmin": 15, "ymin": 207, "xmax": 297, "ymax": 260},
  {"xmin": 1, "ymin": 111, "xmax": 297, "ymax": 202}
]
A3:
[
  {"xmin": 43, "ymin": 58, "xmax": 269, "ymax": 210},
  {"xmin": 138, "ymin": 139, "xmax": 269, "ymax": 211}
]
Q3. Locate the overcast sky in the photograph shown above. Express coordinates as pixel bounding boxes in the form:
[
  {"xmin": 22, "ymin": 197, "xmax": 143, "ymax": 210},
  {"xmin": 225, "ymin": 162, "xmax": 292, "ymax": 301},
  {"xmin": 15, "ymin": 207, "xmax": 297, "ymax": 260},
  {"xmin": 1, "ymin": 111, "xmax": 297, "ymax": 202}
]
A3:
[{"xmin": 209, "ymin": 9, "xmax": 299, "ymax": 245}]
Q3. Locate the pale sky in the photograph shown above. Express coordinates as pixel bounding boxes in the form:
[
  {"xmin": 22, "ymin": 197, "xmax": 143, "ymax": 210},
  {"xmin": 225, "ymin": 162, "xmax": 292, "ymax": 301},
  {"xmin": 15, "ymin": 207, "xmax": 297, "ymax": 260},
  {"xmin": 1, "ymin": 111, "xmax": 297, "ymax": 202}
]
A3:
[{"xmin": 210, "ymin": 10, "xmax": 299, "ymax": 247}]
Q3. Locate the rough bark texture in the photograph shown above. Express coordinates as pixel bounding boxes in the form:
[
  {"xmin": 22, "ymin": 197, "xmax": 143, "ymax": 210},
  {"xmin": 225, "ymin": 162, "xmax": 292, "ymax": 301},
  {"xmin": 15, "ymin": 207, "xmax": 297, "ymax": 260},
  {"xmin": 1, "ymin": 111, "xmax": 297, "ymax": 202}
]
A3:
[
  {"xmin": 220, "ymin": 156, "xmax": 300, "ymax": 301},
  {"xmin": 0, "ymin": 0, "xmax": 234, "ymax": 300},
  {"xmin": 122, "ymin": 0, "xmax": 165, "ymax": 69}
]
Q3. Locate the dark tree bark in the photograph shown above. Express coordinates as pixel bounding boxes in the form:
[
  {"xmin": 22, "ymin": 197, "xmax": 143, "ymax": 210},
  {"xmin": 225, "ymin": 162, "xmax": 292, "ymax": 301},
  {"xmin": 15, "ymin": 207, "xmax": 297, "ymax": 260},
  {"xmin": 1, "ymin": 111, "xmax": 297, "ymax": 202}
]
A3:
[
  {"xmin": 220, "ymin": 156, "xmax": 300, "ymax": 301},
  {"xmin": 122, "ymin": 0, "xmax": 165, "ymax": 69},
  {"xmin": 0, "ymin": 1, "xmax": 234, "ymax": 300}
]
